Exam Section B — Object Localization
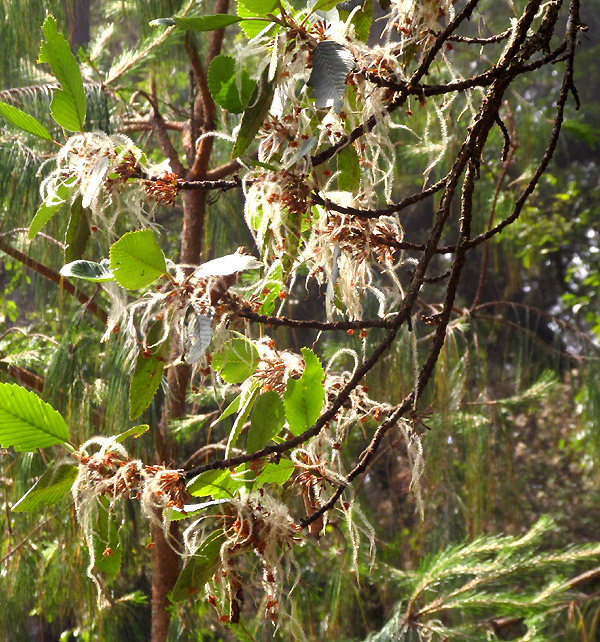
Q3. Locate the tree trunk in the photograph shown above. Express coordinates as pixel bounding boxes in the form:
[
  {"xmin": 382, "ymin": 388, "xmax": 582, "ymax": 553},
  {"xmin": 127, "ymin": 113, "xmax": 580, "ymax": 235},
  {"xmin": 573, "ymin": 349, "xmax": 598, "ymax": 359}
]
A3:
[
  {"xmin": 150, "ymin": 189, "xmax": 207, "ymax": 642},
  {"xmin": 150, "ymin": 522, "xmax": 180, "ymax": 642},
  {"xmin": 64, "ymin": 0, "xmax": 90, "ymax": 53}
]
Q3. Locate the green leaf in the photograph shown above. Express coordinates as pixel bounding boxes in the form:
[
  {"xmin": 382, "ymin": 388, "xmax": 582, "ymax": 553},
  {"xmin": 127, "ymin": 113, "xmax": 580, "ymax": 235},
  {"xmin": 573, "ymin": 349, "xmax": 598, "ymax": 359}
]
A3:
[
  {"xmin": 38, "ymin": 16, "xmax": 86, "ymax": 132},
  {"xmin": 170, "ymin": 531, "xmax": 225, "ymax": 602},
  {"xmin": 92, "ymin": 497, "xmax": 121, "ymax": 577},
  {"xmin": 208, "ymin": 55, "xmax": 256, "ymax": 114},
  {"xmin": 60, "ymin": 259, "xmax": 114, "ymax": 282},
  {"xmin": 226, "ymin": 380, "xmax": 260, "ymax": 455},
  {"xmin": 283, "ymin": 348, "xmax": 325, "ymax": 436},
  {"xmin": 64, "ymin": 195, "xmax": 91, "ymax": 262},
  {"xmin": 129, "ymin": 352, "xmax": 165, "ymax": 420},
  {"xmin": 211, "ymin": 393, "xmax": 241, "ymax": 427},
  {"xmin": 247, "ymin": 391, "xmax": 285, "ymax": 453},
  {"xmin": 0, "ymin": 101, "xmax": 51, "ymax": 139},
  {"xmin": 238, "ymin": 0, "xmax": 278, "ymax": 13},
  {"xmin": 337, "ymin": 143, "xmax": 361, "ymax": 191},
  {"xmin": 312, "ymin": 0, "xmax": 340, "ymax": 11},
  {"xmin": 212, "ymin": 336, "xmax": 260, "ymax": 384},
  {"xmin": 109, "ymin": 229, "xmax": 167, "ymax": 290},
  {"xmin": 12, "ymin": 463, "xmax": 78, "ymax": 512},
  {"xmin": 115, "ymin": 424, "xmax": 149, "ymax": 443},
  {"xmin": 253, "ymin": 459, "xmax": 294, "ymax": 488},
  {"xmin": 188, "ymin": 469, "xmax": 244, "ymax": 499},
  {"xmin": 237, "ymin": 1, "xmax": 278, "ymax": 38},
  {"xmin": 152, "ymin": 15, "xmax": 243, "ymax": 31},
  {"xmin": 0, "ymin": 383, "xmax": 70, "ymax": 451},
  {"xmin": 307, "ymin": 41, "xmax": 355, "ymax": 112},
  {"xmin": 232, "ymin": 67, "xmax": 275, "ymax": 158},
  {"xmin": 349, "ymin": 0, "xmax": 373, "ymax": 42},
  {"xmin": 28, "ymin": 177, "xmax": 77, "ymax": 240}
]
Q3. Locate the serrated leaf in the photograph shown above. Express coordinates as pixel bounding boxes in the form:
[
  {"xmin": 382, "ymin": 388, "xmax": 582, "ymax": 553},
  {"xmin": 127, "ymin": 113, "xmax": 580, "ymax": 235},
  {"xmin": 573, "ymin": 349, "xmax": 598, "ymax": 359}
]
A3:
[
  {"xmin": 0, "ymin": 101, "xmax": 52, "ymax": 140},
  {"xmin": 254, "ymin": 459, "xmax": 294, "ymax": 487},
  {"xmin": 129, "ymin": 352, "xmax": 165, "ymax": 420},
  {"xmin": 307, "ymin": 41, "xmax": 355, "ymax": 112},
  {"xmin": 188, "ymin": 469, "xmax": 244, "ymax": 499},
  {"xmin": 232, "ymin": 67, "xmax": 275, "ymax": 158},
  {"xmin": 337, "ymin": 143, "xmax": 361, "ymax": 191},
  {"xmin": 12, "ymin": 463, "xmax": 78, "ymax": 512},
  {"xmin": 115, "ymin": 424, "xmax": 149, "ymax": 443},
  {"xmin": 237, "ymin": 1, "xmax": 279, "ymax": 38},
  {"xmin": 212, "ymin": 336, "xmax": 260, "ymax": 384},
  {"xmin": 207, "ymin": 55, "xmax": 256, "ymax": 114},
  {"xmin": 60, "ymin": 259, "xmax": 114, "ymax": 282},
  {"xmin": 194, "ymin": 252, "xmax": 262, "ymax": 278},
  {"xmin": 109, "ymin": 229, "xmax": 167, "ymax": 290},
  {"xmin": 247, "ymin": 391, "xmax": 285, "ymax": 453},
  {"xmin": 185, "ymin": 306, "xmax": 213, "ymax": 364},
  {"xmin": 0, "ymin": 383, "xmax": 70, "ymax": 452},
  {"xmin": 171, "ymin": 15, "xmax": 243, "ymax": 31},
  {"xmin": 38, "ymin": 16, "xmax": 86, "ymax": 132},
  {"xmin": 92, "ymin": 497, "xmax": 121, "ymax": 577},
  {"xmin": 226, "ymin": 380, "xmax": 260, "ymax": 456},
  {"xmin": 28, "ymin": 177, "xmax": 77, "ymax": 240},
  {"xmin": 64, "ymin": 195, "xmax": 91, "ymax": 262},
  {"xmin": 283, "ymin": 348, "xmax": 325, "ymax": 436},
  {"xmin": 170, "ymin": 531, "xmax": 225, "ymax": 602}
]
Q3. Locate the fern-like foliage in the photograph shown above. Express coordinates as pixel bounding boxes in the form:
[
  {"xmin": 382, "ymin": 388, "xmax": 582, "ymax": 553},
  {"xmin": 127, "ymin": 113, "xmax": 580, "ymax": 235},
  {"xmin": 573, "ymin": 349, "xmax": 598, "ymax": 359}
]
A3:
[{"xmin": 366, "ymin": 517, "xmax": 600, "ymax": 642}]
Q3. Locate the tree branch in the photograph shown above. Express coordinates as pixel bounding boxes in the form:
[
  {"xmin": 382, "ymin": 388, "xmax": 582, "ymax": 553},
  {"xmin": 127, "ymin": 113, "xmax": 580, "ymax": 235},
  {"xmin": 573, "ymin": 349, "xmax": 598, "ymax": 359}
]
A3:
[{"xmin": 0, "ymin": 238, "xmax": 108, "ymax": 324}]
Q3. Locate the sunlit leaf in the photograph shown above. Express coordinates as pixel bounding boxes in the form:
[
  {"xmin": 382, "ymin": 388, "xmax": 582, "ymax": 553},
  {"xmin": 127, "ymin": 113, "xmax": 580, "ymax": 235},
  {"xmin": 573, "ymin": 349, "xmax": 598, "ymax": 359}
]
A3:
[
  {"xmin": 283, "ymin": 348, "xmax": 325, "ymax": 436},
  {"xmin": 188, "ymin": 469, "xmax": 244, "ymax": 499},
  {"xmin": 307, "ymin": 41, "xmax": 355, "ymax": 112},
  {"xmin": 0, "ymin": 101, "xmax": 52, "ymax": 139},
  {"xmin": 170, "ymin": 531, "xmax": 225, "ymax": 602},
  {"xmin": 60, "ymin": 259, "xmax": 114, "ymax": 282},
  {"xmin": 115, "ymin": 424, "xmax": 149, "ymax": 443},
  {"xmin": 232, "ymin": 67, "xmax": 275, "ymax": 158},
  {"xmin": 226, "ymin": 380, "xmax": 260, "ymax": 456},
  {"xmin": 129, "ymin": 352, "xmax": 165, "ymax": 420},
  {"xmin": 12, "ymin": 463, "xmax": 78, "ymax": 512},
  {"xmin": 237, "ymin": 0, "xmax": 279, "ymax": 38},
  {"xmin": 151, "ymin": 15, "xmax": 243, "ymax": 31},
  {"xmin": 0, "ymin": 384, "xmax": 70, "ymax": 451},
  {"xmin": 207, "ymin": 55, "xmax": 256, "ymax": 114},
  {"xmin": 312, "ymin": 0, "xmax": 340, "ymax": 11},
  {"xmin": 337, "ymin": 143, "xmax": 361, "ymax": 191},
  {"xmin": 110, "ymin": 229, "xmax": 167, "ymax": 290},
  {"xmin": 247, "ymin": 391, "xmax": 285, "ymax": 453},
  {"xmin": 194, "ymin": 252, "xmax": 262, "ymax": 278},
  {"xmin": 129, "ymin": 323, "xmax": 168, "ymax": 419},
  {"xmin": 253, "ymin": 459, "xmax": 294, "ymax": 487},
  {"xmin": 210, "ymin": 394, "xmax": 241, "ymax": 427},
  {"xmin": 28, "ymin": 177, "xmax": 77, "ymax": 240},
  {"xmin": 38, "ymin": 15, "xmax": 86, "ymax": 131},
  {"xmin": 212, "ymin": 336, "xmax": 260, "ymax": 383},
  {"xmin": 185, "ymin": 306, "xmax": 213, "ymax": 364}
]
